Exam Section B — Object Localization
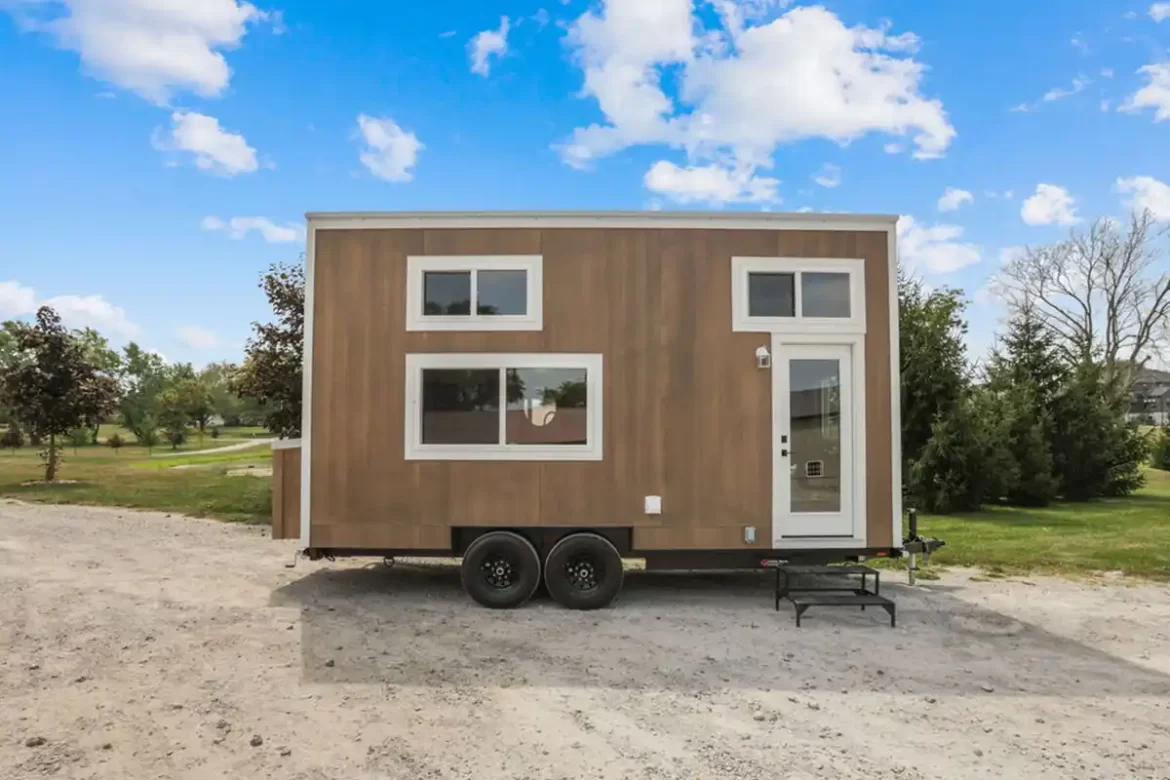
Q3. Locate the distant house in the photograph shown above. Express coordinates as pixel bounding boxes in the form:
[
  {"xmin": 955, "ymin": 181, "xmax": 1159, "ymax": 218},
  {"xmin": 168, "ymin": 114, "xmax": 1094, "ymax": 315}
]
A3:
[{"xmin": 1130, "ymin": 368, "xmax": 1170, "ymax": 425}]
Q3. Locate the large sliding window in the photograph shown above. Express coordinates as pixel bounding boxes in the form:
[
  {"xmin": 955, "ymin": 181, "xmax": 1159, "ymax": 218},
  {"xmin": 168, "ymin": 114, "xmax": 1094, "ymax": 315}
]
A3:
[{"xmin": 405, "ymin": 353, "xmax": 603, "ymax": 460}]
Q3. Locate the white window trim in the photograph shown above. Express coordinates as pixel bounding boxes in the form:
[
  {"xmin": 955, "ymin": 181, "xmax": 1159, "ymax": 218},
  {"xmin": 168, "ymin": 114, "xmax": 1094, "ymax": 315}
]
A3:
[
  {"xmin": 405, "ymin": 255, "xmax": 543, "ymax": 331},
  {"xmin": 404, "ymin": 352, "xmax": 603, "ymax": 461},
  {"xmin": 731, "ymin": 256, "xmax": 866, "ymax": 334}
]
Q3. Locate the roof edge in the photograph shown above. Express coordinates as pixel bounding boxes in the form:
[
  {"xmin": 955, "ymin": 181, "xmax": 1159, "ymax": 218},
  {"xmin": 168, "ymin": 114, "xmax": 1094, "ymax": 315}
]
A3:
[{"xmin": 304, "ymin": 210, "xmax": 898, "ymax": 231}]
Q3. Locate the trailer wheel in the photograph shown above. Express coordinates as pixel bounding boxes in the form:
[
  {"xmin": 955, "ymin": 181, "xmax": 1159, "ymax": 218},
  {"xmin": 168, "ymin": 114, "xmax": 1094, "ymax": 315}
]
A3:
[
  {"xmin": 543, "ymin": 533, "xmax": 623, "ymax": 610},
  {"xmin": 460, "ymin": 531, "xmax": 541, "ymax": 609}
]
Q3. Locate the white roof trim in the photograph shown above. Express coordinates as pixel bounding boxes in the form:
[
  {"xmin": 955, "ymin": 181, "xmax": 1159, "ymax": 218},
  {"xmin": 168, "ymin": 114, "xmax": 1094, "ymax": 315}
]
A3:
[{"xmin": 305, "ymin": 211, "xmax": 898, "ymax": 232}]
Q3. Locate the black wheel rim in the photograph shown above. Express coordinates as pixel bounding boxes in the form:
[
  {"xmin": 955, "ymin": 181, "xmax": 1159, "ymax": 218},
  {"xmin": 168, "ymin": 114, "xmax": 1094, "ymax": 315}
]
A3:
[
  {"xmin": 564, "ymin": 554, "xmax": 602, "ymax": 592},
  {"xmin": 482, "ymin": 554, "xmax": 517, "ymax": 590}
]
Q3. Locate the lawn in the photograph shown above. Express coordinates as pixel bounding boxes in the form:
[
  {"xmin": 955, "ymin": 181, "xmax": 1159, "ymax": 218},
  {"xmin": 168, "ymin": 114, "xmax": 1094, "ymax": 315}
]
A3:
[
  {"xmin": 910, "ymin": 467, "xmax": 1170, "ymax": 580},
  {"xmin": 0, "ymin": 438, "xmax": 272, "ymax": 524}
]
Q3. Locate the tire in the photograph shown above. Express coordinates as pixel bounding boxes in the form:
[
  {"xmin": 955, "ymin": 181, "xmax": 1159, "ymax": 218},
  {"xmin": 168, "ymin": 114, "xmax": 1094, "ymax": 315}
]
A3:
[
  {"xmin": 460, "ymin": 531, "xmax": 541, "ymax": 609},
  {"xmin": 543, "ymin": 533, "xmax": 624, "ymax": 610}
]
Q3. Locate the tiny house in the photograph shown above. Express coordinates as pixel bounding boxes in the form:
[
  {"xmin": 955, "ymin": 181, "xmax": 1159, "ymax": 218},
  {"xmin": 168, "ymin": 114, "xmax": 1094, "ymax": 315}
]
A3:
[{"xmin": 271, "ymin": 211, "xmax": 903, "ymax": 609}]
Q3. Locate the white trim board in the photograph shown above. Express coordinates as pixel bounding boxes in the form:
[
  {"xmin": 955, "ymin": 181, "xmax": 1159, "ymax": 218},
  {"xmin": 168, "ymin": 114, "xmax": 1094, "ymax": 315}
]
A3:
[
  {"xmin": 298, "ymin": 224, "xmax": 315, "ymax": 548},
  {"xmin": 271, "ymin": 438, "xmax": 302, "ymax": 450},
  {"xmin": 307, "ymin": 211, "xmax": 897, "ymax": 232},
  {"xmin": 404, "ymin": 352, "xmax": 604, "ymax": 461},
  {"xmin": 888, "ymin": 227, "xmax": 903, "ymax": 551}
]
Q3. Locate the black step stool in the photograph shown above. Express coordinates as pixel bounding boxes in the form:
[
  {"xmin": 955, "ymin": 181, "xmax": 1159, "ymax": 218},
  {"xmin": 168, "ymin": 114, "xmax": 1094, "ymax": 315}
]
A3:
[{"xmin": 774, "ymin": 564, "xmax": 895, "ymax": 627}]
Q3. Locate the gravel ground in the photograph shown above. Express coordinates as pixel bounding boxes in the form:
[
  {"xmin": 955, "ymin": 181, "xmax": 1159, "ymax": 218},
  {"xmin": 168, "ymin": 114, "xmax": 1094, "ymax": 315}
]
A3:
[{"xmin": 3, "ymin": 500, "xmax": 1170, "ymax": 780}]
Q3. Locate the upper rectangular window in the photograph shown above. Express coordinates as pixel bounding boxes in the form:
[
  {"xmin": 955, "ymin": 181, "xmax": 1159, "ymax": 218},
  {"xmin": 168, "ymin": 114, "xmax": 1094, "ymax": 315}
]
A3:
[
  {"xmin": 405, "ymin": 353, "xmax": 603, "ymax": 461},
  {"xmin": 406, "ymin": 255, "xmax": 543, "ymax": 331},
  {"xmin": 732, "ymin": 257, "xmax": 865, "ymax": 334}
]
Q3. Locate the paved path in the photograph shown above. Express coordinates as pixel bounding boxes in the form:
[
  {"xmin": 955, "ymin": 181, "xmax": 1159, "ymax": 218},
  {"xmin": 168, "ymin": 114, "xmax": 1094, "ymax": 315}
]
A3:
[{"xmin": 150, "ymin": 438, "xmax": 274, "ymax": 458}]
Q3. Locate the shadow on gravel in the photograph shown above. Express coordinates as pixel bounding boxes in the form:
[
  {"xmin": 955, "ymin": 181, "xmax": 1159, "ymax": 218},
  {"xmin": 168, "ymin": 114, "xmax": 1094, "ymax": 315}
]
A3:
[{"xmin": 272, "ymin": 561, "xmax": 1170, "ymax": 696}]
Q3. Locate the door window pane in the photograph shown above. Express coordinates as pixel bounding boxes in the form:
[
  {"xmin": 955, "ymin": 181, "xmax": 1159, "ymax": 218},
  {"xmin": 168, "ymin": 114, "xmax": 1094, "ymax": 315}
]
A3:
[
  {"xmin": 801, "ymin": 272, "xmax": 851, "ymax": 318},
  {"xmin": 423, "ymin": 272, "xmax": 471, "ymax": 315},
  {"xmin": 477, "ymin": 270, "xmax": 527, "ymax": 316},
  {"xmin": 748, "ymin": 273, "xmax": 795, "ymax": 317},
  {"xmin": 789, "ymin": 359, "xmax": 841, "ymax": 512},
  {"xmin": 505, "ymin": 368, "xmax": 588, "ymax": 445},
  {"xmin": 421, "ymin": 369, "xmax": 499, "ymax": 444}
]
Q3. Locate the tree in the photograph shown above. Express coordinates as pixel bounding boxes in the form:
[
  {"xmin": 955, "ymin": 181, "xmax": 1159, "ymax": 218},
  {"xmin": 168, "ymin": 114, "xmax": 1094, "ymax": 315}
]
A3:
[
  {"xmin": 119, "ymin": 343, "xmax": 168, "ymax": 444},
  {"xmin": 231, "ymin": 261, "xmax": 304, "ymax": 437},
  {"xmin": 1, "ymin": 422, "xmax": 23, "ymax": 453},
  {"xmin": 907, "ymin": 394, "xmax": 988, "ymax": 513},
  {"xmin": 74, "ymin": 328, "xmax": 122, "ymax": 442},
  {"xmin": 1152, "ymin": 426, "xmax": 1170, "ymax": 471},
  {"xmin": 0, "ymin": 307, "xmax": 120, "ymax": 481},
  {"xmin": 898, "ymin": 274, "xmax": 970, "ymax": 471},
  {"xmin": 158, "ymin": 387, "xmax": 190, "ymax": 450},
  {"xmin": 997, "ymin": 210, "xmax": 1170, "ymax": 390},
  {"xmin": 106, "ymin": 433, "xmax": 124, "ymax": 454},
  {"xmin": 176, "ymin": 377, "xmax": 213, "ymax": 439}
]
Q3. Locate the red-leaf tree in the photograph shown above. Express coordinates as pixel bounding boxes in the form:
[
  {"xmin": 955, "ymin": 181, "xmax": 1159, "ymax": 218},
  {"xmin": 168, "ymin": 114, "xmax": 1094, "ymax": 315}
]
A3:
[{"xmin": 1, "ymin": 307, "xmax": 120, "ymax": 481}]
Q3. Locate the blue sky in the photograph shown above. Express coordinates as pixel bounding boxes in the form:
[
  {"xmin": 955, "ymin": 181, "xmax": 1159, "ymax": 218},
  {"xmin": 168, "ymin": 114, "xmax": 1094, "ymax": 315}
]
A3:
[{"xmin": 1, "ymin": 0, "xmax": 1169, "ymax": 365}]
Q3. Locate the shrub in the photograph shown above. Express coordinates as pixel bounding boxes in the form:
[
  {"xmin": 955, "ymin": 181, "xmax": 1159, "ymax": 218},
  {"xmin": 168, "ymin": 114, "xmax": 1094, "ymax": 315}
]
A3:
[
  {"xmin": 107, "ymin": 433, "xmax": 125, "ymax": 453},
  {"xmin": 137, "ymin": 426, "xmax": 160, "ymax": 453},
  {"xmin": 1, "ymin": 423, "xmax": 24, "ymax": 451},
  {"xmin": 210, "ymin": 427, "xmax": 221, "ymax": 439},
  {"xmin": 1102, "ymin": 422, "xmax": 1148, "ymax": 496},
  {"xmin": 166, "ymin": 428, "xmax": 186, "ymax": 449},
  {"xmin": 67, "ymin": 427, "xmax": 90, "ymax": 452},
  {"xmin": 1152, "ymin": 427, "xmax": 1170, "ymax": 471}
]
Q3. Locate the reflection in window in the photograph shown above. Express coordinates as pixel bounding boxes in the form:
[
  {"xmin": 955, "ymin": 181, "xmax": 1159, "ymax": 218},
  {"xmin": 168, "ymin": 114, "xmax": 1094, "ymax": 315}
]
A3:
[
  {"xmin": 748, "ymin": 273, "xmax": 795, "ymax": 317},
  {"xmin": 477, "ymin": 270, "xmax": 527, "ymax": 315},
  {"xmin": 801, "ymin": 272, "xmax": 851, "ymax": 318},
  {"xmin": 505, "ymin": 368, "xmax": 588, "ymax": 445},
  {"xmin": 420, "ymin": 369, "xmax": 499, "ymax": 444},
  {"xmin": 423, "ymin": 272, "xmax": 471, "ymax": 315},
  {"xmin": 789, "ymin": 359, "xmax": 841, "ymax": 513}
]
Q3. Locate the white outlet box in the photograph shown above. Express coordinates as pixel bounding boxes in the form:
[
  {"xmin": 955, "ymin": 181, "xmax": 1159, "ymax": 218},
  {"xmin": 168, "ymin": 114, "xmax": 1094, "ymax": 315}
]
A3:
[
  {"xmin": 644, "ymin": 495, "xmax": 662, "ymax": 515},
  {"xmin": 744, "ymin": 526, "xmax": 756, "ymax": 543}
]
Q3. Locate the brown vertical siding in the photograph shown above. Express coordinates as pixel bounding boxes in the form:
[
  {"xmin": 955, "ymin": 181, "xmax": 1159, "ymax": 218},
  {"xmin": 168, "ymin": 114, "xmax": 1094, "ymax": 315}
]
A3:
[
  {"xmin": 308, "ymin": 226, "xmax": 893, "ymax": 550},
  {"xmin": 271, "ymin": 446, "xmax": 301, "ymax": 540}
]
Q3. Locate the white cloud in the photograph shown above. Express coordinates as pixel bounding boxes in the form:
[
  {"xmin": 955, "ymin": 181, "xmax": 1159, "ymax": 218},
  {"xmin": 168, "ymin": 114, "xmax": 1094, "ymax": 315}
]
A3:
[
  {"xmin": 1101, "ymin": 98, "xmax": 1113, "ymax": 111},
  {"xmin": 1070, "ymin": 34, "xmax": 1088, "ymax": 53},
  {"xmin": 202, "ymin": 216, "xmax": 304, "ymax": 243},
  {"xmin": 43, "ymin": 294, "xmax": 139, "ymax": 338},
  {"xmin": 643, "ymin": 160, "xmax": 779, "ymax": 204},
  {"xmin": 439, "ymin": 29, "xmax": 457, "ymax": 38},
  {"xmin": 897, "ymin": 215, "xmax": 982, "ymax": 274},
  {"xmin": 812, "ymin": 163, "xmax": 841, "ymax": 188},
  {"xmin": 1151, "ymin": 3, "xmax": 1170, "ymax": 22},
  {"xmin": 355, "ymin": 114, "xmax": 423, "ymax": 182},
  {"xmin": 1101, "ymin": 68, "xmax": 1115, "ymax": 78},
  {"xmin": 177, "ymin": 325, "xmax": 219, "ymax": 350},
  {"xmin": 1121, "ymin": 62, "xmax": 1170, "ymax": 121},
  {"xmin": 937, "ymin": 186, "xmax": 973, "ymax": 212},
  {"xmin": 1021, "ymin": 183, "xmax": 1080, "ymax": 226},
  {"xmin": 557, "ymin": 2, "xmax": 954, "ymax": 186},
  {"xmin": 469, "ymin": 16, "xmax": 510, "ymax": 76},
  {"xmin": 0, "ymin": 281, "xmax": 38, "ymax": 318},
  {"xmin": 1042, "ymin": 75, "xmax": 1091, "ymax": 102},
  {"xmin": 154, "ymin": 111, "xmax": 258, "ymax": 176},
  {"xmin": 883, "ymin": 142, "xmax": 904, "ymax": 154},
  {"xmin": 15, "ymin": 0, "xmax": 271, "ymax": 104},
  {"xmin": 532, "ymin": 8, "xmax": 551, "ymax": 29},
  {"xmin": 1117, "ymin": 175, "xmax": 1170, "ymax": 220}
]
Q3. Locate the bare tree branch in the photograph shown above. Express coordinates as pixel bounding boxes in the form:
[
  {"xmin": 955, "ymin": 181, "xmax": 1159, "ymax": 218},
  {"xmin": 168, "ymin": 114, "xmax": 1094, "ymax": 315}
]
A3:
[{"xmin": 995, "ymin": 209, "xmax": 1170, "ymax": 389}]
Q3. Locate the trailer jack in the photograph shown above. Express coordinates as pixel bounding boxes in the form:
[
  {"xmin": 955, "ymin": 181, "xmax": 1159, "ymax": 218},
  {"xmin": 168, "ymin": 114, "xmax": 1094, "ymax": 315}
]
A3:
[{"xmin": 902, "ymin": 508, "xmax": 946, "ymax": 586}]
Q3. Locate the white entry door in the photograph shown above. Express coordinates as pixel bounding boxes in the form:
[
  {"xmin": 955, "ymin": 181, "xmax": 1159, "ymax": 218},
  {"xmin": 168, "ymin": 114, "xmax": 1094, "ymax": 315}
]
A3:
[{"xmin": 772, "ymin": 340, "xmax": 858, "ymax": 542}]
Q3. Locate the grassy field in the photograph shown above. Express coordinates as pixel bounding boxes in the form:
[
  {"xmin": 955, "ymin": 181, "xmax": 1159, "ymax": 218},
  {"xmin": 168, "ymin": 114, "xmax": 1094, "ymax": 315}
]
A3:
[
  {"xmin": 910, "ymin": 467, "xmax": 1170, "ymax": 580},
  {"xmin": 2, "ymin": 426, "xmax": 1169, "ymax": 579},
  {"xmin": 0, "ymin": 433, "xmax": 272, "ymax": 524}
]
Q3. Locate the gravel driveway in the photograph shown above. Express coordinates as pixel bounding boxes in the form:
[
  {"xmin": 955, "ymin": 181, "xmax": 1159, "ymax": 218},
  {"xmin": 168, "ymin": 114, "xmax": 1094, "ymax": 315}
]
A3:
[{"xmin": 3, "ymin": 500, "xmax": 1170, "ymax": 779}]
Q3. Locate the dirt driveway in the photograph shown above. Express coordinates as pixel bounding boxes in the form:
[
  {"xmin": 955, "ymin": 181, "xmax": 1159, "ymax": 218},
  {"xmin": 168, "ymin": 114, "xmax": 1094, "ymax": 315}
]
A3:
[{"xmin": 3, "ymin": 501, "xmax": 1170, "ymax": 780}]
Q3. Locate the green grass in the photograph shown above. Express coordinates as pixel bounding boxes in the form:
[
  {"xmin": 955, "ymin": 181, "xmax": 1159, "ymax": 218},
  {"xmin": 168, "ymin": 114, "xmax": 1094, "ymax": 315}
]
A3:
[
  {"xmin": 908, "ymin": 468, "xmax": 1170, "ymax": 581},
  {"xmin": 0, "ymin": 441, "xmax": 271, "ymax": 524}
]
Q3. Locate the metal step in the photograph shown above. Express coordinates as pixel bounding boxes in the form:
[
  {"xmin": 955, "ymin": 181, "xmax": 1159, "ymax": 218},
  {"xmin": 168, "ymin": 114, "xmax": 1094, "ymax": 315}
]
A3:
[{"xmin": 785, "ymin": 592, "xmax": 896, "ymax": 627}]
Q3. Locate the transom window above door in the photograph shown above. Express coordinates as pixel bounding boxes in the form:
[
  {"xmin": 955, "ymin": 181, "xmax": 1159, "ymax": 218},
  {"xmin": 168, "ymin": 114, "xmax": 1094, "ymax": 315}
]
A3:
[
  {"xmin": 731, "ymin": 257, "xmax": 866, "ymax": 333},
  {"xmin": 406, "ymin": 255, "xmax": 543, "ymax": 331}
]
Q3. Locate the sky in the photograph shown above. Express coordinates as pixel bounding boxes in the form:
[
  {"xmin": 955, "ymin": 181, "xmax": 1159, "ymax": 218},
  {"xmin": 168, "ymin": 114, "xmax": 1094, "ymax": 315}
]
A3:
[{"xmin": 1, "ymin": 0, "xmax": 1169, "ymax": 366}]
